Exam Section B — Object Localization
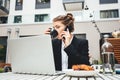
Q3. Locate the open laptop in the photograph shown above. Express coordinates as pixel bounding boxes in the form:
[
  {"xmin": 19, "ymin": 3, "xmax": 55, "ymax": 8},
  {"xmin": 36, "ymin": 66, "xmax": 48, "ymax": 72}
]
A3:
[{"xmin": 7, "ymin": 35, "xmax": 63, "ymax": 75}]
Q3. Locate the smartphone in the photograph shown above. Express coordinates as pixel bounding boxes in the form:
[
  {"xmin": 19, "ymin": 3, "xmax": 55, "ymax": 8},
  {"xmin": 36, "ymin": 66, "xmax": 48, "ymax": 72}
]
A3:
[
  {"xmin": 64, "ymin": 27, "xmax": 67, "ymax": 31},
  {"xmin": 49, "ymin": 28, "xmax": 58, "ymax": 39},
  {"xmin": 64, "ymin": 26, "xmax": 70, "ymax": 31},
  {"xmin": 63, "ymin": 26, "xmax": 70, "ymax": 40}
]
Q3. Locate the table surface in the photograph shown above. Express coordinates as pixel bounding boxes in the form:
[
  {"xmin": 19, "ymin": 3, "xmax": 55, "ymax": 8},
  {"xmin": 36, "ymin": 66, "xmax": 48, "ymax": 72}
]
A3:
[{"xmin": 0, "ymin": 72, "xmax": 120, "ymax": 80}]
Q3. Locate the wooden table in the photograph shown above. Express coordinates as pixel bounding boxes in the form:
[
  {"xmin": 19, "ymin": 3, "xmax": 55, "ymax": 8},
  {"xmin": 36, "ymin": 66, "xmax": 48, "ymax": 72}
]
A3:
[{"xmin": 0, "ymin": 72, "xmax": 120, "ymax": 80}]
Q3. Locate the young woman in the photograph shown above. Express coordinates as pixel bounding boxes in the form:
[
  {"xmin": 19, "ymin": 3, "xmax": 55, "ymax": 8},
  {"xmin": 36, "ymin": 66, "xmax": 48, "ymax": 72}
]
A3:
[{"xmin": 45, "ymin": 13, "xmax": 90, "ymax": 71}]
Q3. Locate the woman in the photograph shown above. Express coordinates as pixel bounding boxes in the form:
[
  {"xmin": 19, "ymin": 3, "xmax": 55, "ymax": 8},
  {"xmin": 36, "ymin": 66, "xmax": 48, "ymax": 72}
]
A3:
[{"xmin": 45, "ymin": 13, "xmax": 90, "ymax": 71}]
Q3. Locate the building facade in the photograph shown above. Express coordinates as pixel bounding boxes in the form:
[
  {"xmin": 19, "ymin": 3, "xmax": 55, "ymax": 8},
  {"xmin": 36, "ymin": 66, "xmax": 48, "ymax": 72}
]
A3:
[{"xmin": 0, "ymin": 0, "xmax": 120, "ymax": 63}]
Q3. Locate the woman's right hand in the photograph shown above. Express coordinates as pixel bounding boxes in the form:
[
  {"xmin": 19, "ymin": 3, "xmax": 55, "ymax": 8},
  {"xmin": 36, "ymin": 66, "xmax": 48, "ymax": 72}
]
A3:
[{"xmin": 44, "ymin": 28, "xmax": 51, "ymax": 34}]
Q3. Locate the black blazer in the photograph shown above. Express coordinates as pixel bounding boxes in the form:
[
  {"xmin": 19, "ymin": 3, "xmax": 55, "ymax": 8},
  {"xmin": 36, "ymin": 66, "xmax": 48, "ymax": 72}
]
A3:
[{"xmin": 52, "ymin": 36, "xmax": 90, "ymax": 70}]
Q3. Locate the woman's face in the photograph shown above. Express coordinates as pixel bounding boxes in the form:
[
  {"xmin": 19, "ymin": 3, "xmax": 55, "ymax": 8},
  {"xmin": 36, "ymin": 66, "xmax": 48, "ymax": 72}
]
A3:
[{"xmin": 53, "ymin": 21, "xmax": 66, "ymax": 39}]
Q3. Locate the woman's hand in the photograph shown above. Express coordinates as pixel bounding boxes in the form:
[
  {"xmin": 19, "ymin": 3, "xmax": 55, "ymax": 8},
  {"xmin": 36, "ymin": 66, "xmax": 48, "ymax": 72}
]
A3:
[
  {"xmin": 44, "ymin": 28, "xmax": 51, "ymax": 34},
  {"xmin": 62, "ymin": 29, "xmax": 72, "ymax": 47}
]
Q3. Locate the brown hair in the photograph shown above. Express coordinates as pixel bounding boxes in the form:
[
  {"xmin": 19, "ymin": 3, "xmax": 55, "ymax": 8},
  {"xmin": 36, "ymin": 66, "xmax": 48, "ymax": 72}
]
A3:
[{"xmin": 53, "ymin": 13, "xmax": 75, "ymax": 32}]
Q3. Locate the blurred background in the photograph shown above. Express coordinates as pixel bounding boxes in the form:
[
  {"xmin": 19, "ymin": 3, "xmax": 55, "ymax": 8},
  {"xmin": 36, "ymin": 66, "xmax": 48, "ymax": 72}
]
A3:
[{"xmin": 0, "ymin": 0, "xmax": 120, "ymax": 66}]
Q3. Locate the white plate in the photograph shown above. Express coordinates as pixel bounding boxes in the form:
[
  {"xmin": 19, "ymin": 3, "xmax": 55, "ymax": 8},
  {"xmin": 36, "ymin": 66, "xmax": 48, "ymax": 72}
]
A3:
[{"xmin": 64, "ymin": 69, "xmax": 97, "ymax": 77}]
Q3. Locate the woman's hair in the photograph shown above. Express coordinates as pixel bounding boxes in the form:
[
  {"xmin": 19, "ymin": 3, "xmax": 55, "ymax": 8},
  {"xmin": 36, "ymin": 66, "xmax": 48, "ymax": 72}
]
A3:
[{"xmin": 53, "ymin": 13, "xmax": 75, "ymax": 32}]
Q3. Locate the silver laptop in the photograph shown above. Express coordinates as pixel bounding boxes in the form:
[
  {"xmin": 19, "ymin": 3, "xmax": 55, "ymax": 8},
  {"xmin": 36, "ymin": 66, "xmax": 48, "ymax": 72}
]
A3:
[{"xmin": 7, "ymin": 35, "xmax": 63, "ymax": 75}]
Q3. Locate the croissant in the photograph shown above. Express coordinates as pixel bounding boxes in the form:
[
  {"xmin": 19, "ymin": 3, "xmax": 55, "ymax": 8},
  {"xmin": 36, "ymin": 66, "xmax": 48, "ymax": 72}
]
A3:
[{"xmin": 72, "ymin": 64, "xmax": 94, "ymax": 71}]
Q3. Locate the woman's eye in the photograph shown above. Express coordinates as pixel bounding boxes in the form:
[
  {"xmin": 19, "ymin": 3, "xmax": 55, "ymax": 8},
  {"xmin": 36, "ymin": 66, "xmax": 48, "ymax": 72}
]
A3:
[{"xmin": 56, "ymin": 26, "xmax": 60, "ymax": 29}]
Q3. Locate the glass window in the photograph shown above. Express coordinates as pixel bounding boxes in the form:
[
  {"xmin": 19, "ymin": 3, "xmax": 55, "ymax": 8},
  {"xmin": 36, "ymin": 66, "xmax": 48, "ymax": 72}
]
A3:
[
  {"xmin": 15, "ymin": 0, "xmax": 23, "ymax": 10},
  {"xmin": 14, "ymin": 15, "xmax": 22, "ymax": 23},
  {"xmin": 35, "ymin": 0, "xmax": 50, "ymax": 9},
  {"xmin": 0, "ymin": 0, "xmax": 3, "ymax": 5},
  {"xmin": 35, "ymin": 14, "xmax": 49, "ymax": 22},
  {"xmin": 0, "ymin": 16, "xmax": 8, "ymax": 24},
  {"xmin": 74, "ymin": 34, "xmax": 86, "ymax": 39},
  {"xmin": 100, "ymin": 0, "xmax": 118, "ymax": 4},
  {"xmin": 0, "ymin": 37, "xmax": 7, "ymax": 63},
  {"xmin": 100, "ymin": 9, "xmax": 119, "ymax": 18},
  {"xmin": 0, "ymin": 0, "xmax": 10, "ymax": 12},
  {"xmin": 36, "ymin": 0, "xmax": 50, "ymax": 3}
]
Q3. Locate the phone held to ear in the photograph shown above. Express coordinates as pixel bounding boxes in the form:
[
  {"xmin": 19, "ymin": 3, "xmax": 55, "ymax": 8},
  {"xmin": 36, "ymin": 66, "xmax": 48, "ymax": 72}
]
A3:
[
  {"xmin": 64, "ymin": 27, "xmax": 67, "ymax": 31},
  {"xmin": 49, "ymin": 28, "xmax": 58, "ymax": 39},
  {"xmin": 49, "ymin": 26, "xmax": 69, "ymax": 40},
  {"xmin": 63, "ymin": 26, "xmax": 69, "ymax": 40}
]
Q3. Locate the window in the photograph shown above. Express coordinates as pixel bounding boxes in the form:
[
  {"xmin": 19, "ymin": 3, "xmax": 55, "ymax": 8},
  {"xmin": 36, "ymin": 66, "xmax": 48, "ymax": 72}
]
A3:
[
  {"xmin": 15, "ymin": 0, "xmax": 23, "ymax": 10},
  {"xmin": 35, "ymin": 14, "xmax": 49, "ymax": 22},
  {"xmin": 100, "ymin": 9, "xmax": 119, "ymax": 18},
  {"xmin": 0, "ymin": 0, "xmax": 3, "ymax": 5},
  {"xmin": 20, "ymin": 35, "xmax": 38, "ymax": 38},
  {"xmin": 1, "ymin": 0, "xmax": 10, "ymax": 10},
  {"xmin": 35, "ymin": 0, "xmax": 50, "ymax": 9},
  {"xmin": 0, "ymin": 16, "xmax": 8, "ymax": 24},
  {"xmin": 0, "ymin": 37, "xmax": 7, "ymax": 63},
  {"xmin": 14, "ymin": 15, "xmax": 22, "ymax": 23},
  {"xmin": 100, "ymin": 0, "xmax": 118, "ymax": 4},
  {"xmin": 74, "ymin": 34, "xmax": 86, "ymax": 39}
]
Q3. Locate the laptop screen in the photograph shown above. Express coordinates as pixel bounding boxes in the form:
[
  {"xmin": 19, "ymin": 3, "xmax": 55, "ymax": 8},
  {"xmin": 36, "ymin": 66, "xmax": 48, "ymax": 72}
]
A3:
[{"xmin": 7, "ymin": 35, "xmax": 56, "ymax": 74}]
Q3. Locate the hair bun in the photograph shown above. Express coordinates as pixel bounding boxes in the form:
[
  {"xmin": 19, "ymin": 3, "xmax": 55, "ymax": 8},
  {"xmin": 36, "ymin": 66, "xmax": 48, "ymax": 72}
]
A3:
[
  {"xmin": 67, "ymin": 13, "xmax": 73, "ymax": 17},
  {"xmin": 66, "ymin": 13, "xmax": 74, "ymax": 21}
]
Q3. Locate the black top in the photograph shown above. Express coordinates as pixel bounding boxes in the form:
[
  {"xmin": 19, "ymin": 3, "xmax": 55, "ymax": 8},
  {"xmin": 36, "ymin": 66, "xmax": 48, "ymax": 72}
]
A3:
[{"xmin": 52, "ymin": 36, "xmax": 90, "ymax": 70}]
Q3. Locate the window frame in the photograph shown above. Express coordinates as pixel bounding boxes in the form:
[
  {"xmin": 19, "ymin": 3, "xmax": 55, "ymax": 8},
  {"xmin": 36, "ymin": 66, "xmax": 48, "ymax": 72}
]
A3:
[
  {"xmin": 0, "ymin": 16, "xmax": 8, "ymax": 24},
  {"xmin": 14, "ymin": 15, "xmax": 22, "ymax": 23},
  {"xmin": 35, "ymin": 0, "xmax": 50, "ymax": 9},
  {"xmin": 15, "ymin": 0, "xmax": 23, "ymax": 10},
  {"xmin": 99, "ymin": 0, "xmax": 118, "ymax": 4},
  {"xmin": 34, "ymin": 14, "xmax": 49, "ymax": 22},
  {"xmin": 100, "ymin": 9, "xmax": 119, "ymax": 19}
]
